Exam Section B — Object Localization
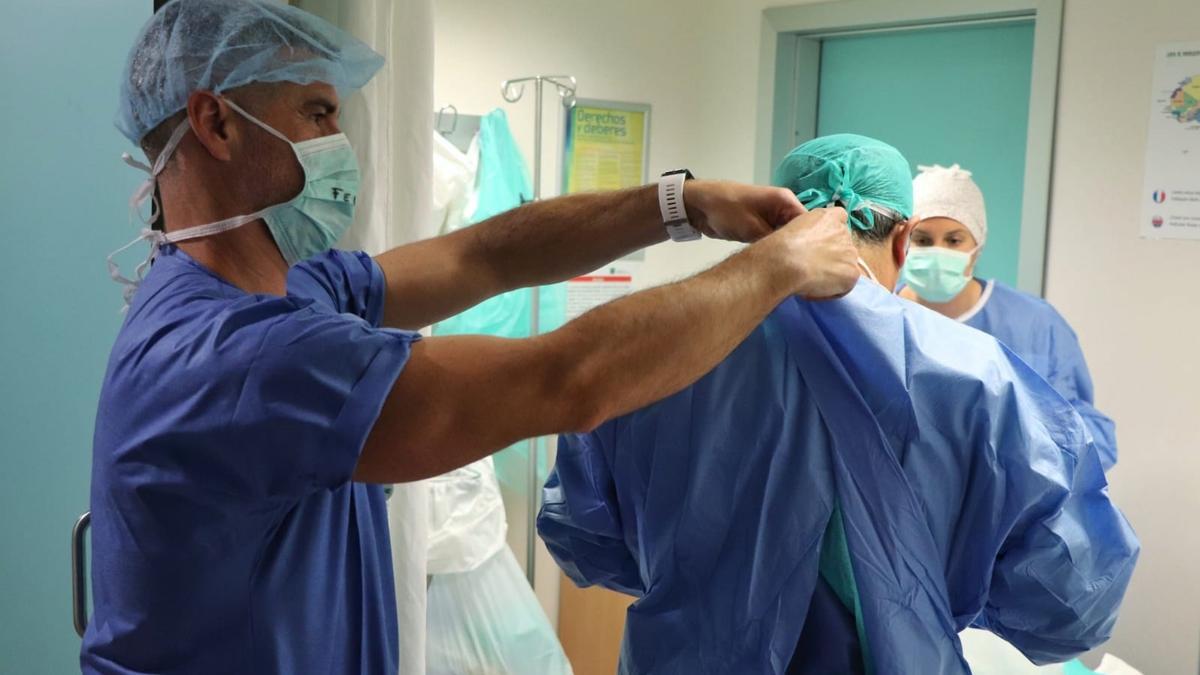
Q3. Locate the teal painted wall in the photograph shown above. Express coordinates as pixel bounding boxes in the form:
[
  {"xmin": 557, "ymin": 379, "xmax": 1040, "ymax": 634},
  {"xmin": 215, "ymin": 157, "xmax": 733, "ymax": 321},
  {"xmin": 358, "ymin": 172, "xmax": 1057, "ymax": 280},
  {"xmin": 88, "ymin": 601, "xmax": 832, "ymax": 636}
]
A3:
[
  {"xmin": 816, "ymin": 22, "xmax": 1035, "ymax": 285},
  {"xmin": 0, "ymin": 2, "xmax": 149, "ymax": 671}
]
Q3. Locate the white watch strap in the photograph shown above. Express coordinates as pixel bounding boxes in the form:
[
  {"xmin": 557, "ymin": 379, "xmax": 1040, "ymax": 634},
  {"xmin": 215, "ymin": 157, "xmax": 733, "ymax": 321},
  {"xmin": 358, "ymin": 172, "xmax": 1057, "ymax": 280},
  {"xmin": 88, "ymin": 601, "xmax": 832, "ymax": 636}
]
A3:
[{"xmin": 659, "ymin": 172, "xmax": 701, "ymax": 242}]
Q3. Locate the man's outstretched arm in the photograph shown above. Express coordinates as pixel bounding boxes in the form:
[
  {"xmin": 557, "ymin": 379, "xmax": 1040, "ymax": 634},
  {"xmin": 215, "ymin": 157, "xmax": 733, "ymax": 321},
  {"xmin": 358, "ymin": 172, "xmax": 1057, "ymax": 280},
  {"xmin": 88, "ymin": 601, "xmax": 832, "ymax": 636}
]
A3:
[
  {"xmin": 354, "ymin": 206, "xmax": 857, "ymax": 483},
  {"xmin": 374, "ymin": 181, "xmax": 806, "ymax": 330}
]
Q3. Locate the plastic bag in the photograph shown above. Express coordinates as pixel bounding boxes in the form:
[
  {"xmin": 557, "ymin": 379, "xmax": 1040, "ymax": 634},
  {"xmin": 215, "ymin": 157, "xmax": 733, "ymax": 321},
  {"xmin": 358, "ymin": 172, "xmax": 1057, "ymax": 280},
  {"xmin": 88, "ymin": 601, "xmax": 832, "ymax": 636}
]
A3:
[
  {"xmin": 426, "ymin": 457, "xmax": 508, "ymax": 575},
  {"xmin": 427, "ymin": 546, "xmax": 573, "ymax": 675}
]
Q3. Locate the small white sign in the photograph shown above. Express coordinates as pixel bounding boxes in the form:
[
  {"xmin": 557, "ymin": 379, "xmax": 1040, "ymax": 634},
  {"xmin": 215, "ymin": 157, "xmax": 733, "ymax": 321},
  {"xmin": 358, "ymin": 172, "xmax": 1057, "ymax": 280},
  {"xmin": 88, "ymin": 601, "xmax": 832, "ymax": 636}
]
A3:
[
  {"xmin": 1141, "ymin": 42, "xmax": 1200, "ymax": 240},
  {"xmin": 565, "ymin": 262, "xmax": 640, "ymax": 321}
]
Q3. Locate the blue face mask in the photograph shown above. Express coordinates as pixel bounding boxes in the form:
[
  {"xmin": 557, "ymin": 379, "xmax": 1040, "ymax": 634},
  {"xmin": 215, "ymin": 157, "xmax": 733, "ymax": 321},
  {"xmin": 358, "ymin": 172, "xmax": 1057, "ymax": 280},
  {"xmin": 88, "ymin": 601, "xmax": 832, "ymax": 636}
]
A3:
[
  {"xmin": 901, "ymin": 246, "xmax": 978, "ymax": 303},
  {"xmin": 109, "ymin": 98, "xmax": 361, "ymax": 305}
]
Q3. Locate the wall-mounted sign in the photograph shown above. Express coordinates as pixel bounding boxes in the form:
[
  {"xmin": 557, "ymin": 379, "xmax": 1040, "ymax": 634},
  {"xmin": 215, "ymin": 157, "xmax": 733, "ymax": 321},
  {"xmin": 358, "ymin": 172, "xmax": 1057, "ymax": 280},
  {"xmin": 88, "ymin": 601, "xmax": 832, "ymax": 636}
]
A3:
[
  {"xmin": 1141, "ymin": 42, "xmax": 1200, "ymax": 240},
  {"xmin": 562, "ymin": 99, "xmax": 651, "ymax": 304},
  {"xmin": 562, "ymin": 99, "xmax": 651, "ymax": 194}
]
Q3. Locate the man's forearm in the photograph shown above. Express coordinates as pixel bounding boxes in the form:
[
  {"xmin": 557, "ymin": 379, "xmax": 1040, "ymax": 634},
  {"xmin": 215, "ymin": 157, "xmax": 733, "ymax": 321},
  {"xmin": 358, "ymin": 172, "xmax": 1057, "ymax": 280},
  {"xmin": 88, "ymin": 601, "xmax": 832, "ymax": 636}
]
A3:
[
  {"xmin": 463, "ymin": 185, "xmax": 665, "ymax": 291},
  {"xmin": 539, "ymin": 241, "xmax": 792, "ymax": 432}
]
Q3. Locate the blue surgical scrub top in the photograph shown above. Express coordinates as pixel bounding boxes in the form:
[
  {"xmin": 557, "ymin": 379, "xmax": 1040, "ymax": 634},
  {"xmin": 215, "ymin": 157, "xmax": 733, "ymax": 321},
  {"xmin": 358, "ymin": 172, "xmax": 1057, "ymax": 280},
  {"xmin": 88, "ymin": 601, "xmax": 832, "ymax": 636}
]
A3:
[
  {"xmin": 82, "ymin": 245, "xmax": 419, "ymax": 674},
  {"xmin": 539, "ymin": 280, "xmax": 1139, "ymax": 675},
  {"xmin": 961, "ymin": 279, "xmax": 1118, "ymax": 470}
]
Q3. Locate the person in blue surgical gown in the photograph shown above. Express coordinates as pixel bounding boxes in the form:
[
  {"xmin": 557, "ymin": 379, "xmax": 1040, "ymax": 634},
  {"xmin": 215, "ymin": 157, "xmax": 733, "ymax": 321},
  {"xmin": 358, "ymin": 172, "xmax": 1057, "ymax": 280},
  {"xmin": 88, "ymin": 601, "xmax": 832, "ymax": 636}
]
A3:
[
  {"xmin": 899, "ymin": 164, "xmax": 1117, "ymax": 470},
  {"xmin": 538, "ymin": 135, "xmax": 1139, "ymax": 675}
]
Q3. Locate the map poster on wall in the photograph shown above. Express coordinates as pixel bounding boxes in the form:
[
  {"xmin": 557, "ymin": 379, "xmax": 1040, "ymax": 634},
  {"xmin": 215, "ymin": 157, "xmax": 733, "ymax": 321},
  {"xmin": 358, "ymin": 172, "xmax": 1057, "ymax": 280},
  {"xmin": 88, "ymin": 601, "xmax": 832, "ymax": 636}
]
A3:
[
  {"xmin": 1141, "ymin": 42, "xmax": 1200, "ymax": 240},
  {"xmin": 562, "ymin": 99, "xmax": 650, "ymax": 194}
]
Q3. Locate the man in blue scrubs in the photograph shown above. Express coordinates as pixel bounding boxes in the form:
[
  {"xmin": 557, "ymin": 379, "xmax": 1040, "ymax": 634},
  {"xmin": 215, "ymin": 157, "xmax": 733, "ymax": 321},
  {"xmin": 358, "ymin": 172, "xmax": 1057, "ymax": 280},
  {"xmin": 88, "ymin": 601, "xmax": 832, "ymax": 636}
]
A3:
[
  {"xmin": 84, "ymin": 2, "xmax": 862, "ymax": 673},
  {"xmin": 538, "ymin": 135, "xmax": 1139, "ymax": 674}
]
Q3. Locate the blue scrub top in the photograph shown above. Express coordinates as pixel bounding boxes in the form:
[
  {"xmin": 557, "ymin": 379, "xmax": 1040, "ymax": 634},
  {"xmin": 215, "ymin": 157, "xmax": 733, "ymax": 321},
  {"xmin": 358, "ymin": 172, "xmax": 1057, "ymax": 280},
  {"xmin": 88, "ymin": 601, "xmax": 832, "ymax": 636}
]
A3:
[
  {"xmin": 539, "ymin": 280, "xmax": 1138, "ymax": 675},
  {"xmin": 83, "ymin": 246, "xmax": 419, "ymax": 674},
  {"xmin": 961, "ymin": 279, "xmax": 1118, "ymax": 470}
]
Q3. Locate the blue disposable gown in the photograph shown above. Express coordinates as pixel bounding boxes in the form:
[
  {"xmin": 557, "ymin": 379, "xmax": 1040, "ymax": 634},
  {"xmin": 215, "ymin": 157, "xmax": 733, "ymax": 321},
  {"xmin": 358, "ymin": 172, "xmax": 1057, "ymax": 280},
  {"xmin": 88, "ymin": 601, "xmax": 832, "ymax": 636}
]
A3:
[
  {"xmin": 962, "ymin": 279, "xmax": 1117, "ymax": 470},
  {"xmin": 83, "ymin": 246, "xmax": 419, "ymax": 674},
  {"xmin": 538, "ymin": 280, "xmax": 1138, "ymax": 675}
]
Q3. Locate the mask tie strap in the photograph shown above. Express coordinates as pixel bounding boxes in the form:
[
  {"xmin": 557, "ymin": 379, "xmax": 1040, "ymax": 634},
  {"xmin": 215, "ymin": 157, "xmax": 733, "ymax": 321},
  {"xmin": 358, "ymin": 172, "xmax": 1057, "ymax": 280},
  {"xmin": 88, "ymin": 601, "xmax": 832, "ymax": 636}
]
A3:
[
  {"xmin": 122, "ymin": 154, "xmax": 159, "ymax": 227},
  {"xmin": 107, "ymin": 228, "xmax": 166, "ymax": 312},
  {"xmin": 121, "ymin": 154, "xmax": 152, "ymax": 173},
  {"xmin": 106, "ymin": 196, "xmax": 274, "ymax": 313},
  {"xmin": 120, "ymin": 119, "xmax": 191, "ymax": 227},
  {"xmin": 160, "ymin": 207, "xmax": 275, "ymax": 246},
  {"xmin": 222, "ymin": 98, "xmax": 293, "ymax": 144},
  {"xmin": 109, "ymin": 120, "xmax": 192, "ymax": 309}
]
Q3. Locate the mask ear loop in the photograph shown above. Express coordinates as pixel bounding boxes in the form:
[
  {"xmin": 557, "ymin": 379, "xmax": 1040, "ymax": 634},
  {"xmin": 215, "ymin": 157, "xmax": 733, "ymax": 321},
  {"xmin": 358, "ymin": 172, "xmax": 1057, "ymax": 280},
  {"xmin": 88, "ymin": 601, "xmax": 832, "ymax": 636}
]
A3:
[{"xmin": 857, "ymin": 257, "xmax": 881, "ymax": 286}]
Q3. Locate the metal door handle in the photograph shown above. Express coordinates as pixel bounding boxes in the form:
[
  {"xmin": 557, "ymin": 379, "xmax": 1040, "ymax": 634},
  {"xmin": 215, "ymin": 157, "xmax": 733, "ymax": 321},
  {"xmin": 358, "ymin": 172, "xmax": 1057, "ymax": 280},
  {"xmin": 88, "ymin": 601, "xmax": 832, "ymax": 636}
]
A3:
[{"xmin": 72, "ymin": 511, "xmax": 91, "ymax": 638}]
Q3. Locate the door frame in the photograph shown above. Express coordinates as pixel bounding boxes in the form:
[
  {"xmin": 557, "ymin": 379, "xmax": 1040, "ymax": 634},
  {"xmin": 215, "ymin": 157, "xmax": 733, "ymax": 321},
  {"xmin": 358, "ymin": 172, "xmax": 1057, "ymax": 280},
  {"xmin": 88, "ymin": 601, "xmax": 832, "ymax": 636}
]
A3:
[{"xmin": 754, "ymin": 0, "xmax": 1064, "ymax": 294}]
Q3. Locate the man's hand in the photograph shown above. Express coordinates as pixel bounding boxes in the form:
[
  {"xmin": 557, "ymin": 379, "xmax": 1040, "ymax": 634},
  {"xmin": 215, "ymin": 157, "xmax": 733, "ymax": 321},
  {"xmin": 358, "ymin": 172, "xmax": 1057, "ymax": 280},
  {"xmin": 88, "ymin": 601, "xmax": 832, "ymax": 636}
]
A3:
[
  {"xmin": 757, "ymin": 206, "xmax": 860, "ymax": 300},
  {"xmin": 685, "ymin": 180, "xmax": 808, "ymax": 242}
]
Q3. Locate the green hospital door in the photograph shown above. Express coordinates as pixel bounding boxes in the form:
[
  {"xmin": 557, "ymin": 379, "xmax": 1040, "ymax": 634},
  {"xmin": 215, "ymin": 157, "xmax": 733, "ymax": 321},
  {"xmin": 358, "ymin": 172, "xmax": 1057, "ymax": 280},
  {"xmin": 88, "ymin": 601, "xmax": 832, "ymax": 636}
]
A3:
[{"xmin": 814, "ymin": 21, "xmax": 1036, "ymax": 285}]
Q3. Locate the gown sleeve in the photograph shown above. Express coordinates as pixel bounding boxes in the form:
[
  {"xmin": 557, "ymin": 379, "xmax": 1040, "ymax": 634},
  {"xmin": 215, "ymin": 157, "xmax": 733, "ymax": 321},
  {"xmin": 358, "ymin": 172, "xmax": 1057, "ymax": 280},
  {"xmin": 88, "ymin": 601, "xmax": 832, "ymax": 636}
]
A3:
[
  {"xmin": 176, "ymin": 250, "xmax": 421, "ymax": 505},
  {"xmin": 538, "ymin": 421, "xmax": 645, "ymax": 597},
  {"xmin": 1042, "ymin": 310, "xmax": 1118, "ymax": 471},
  {"xmin": 974, "ymin": 353, "xmax": 1139, "ymax": 664}
]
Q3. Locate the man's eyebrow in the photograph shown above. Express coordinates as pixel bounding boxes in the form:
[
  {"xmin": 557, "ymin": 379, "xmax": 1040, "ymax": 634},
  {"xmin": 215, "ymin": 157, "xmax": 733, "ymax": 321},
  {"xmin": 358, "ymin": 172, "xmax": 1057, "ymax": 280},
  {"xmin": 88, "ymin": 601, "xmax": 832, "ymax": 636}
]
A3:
[{"xmin": 303, "ymin": 97, "xmax": 339, "ymax": 115}]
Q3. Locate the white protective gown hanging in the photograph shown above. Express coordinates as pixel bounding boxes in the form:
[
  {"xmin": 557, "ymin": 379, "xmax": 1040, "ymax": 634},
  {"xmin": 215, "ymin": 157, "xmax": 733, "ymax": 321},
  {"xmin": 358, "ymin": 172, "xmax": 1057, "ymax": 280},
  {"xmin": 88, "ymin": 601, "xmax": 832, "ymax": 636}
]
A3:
[{"xmin": 425, "ymin": 127, "xmax": 572, "ymax": 675}]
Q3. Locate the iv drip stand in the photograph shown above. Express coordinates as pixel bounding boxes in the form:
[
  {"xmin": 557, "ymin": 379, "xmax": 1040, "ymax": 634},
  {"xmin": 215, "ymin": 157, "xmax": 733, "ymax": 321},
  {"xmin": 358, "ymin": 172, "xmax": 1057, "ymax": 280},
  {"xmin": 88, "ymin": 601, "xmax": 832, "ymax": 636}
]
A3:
[{"xmin": 500, "ymin": 74, "xmax": 577, "ymax": 585}]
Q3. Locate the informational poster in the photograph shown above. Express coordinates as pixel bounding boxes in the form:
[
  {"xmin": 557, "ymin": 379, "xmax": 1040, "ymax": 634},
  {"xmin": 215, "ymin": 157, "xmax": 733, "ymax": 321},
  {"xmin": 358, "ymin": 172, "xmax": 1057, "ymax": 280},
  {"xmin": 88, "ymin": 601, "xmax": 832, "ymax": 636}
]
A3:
[
  {"xmin": 1141, "ymin": 42, "xmax": 1200, "ymax": 239},
  {"xmin": 562, "ymin": 100, "xmax": 650, "ymax": 194},
  {"xmin": 562, "ymin": 99, "xmax": 650, "ymax": 300},
  {"xmin": 565, "ymin": 260, "xmax": 641, "ymax": 321}
]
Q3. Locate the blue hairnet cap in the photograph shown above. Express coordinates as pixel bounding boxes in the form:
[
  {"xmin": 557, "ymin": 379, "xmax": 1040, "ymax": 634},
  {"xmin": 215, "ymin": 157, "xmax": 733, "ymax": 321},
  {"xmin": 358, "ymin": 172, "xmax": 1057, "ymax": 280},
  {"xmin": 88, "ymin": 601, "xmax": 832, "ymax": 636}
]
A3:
[
  {"xmin": 773, "ymin": 134, "xmax": 913, "ymax": 232},
  {"xmin": 117, "ymin": 0, "xmax": 385, "ymax": 143}
]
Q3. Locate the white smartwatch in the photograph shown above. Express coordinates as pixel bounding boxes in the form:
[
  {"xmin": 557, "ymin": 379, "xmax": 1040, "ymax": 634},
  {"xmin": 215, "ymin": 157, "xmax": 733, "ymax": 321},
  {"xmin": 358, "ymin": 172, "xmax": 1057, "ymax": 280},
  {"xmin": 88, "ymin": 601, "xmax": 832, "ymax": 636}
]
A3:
[{"xmin": 659, "ymin": 169, "xmax": 701, "ymax": 242}]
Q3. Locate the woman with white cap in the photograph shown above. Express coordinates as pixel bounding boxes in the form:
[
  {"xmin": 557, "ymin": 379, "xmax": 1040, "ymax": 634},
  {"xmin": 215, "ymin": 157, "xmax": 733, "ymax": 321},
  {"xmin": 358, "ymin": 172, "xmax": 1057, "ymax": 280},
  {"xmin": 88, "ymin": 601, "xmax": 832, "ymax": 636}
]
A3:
[{"xmin": 899, "ymin": 164, "xmax": 1118, "ymax": 470}]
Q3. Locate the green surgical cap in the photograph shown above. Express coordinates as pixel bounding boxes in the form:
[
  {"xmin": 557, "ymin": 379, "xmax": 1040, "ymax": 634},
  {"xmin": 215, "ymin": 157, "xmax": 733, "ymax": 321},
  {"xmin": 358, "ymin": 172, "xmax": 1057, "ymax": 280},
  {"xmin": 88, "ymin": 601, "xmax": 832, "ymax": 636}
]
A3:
[{"xmin": 772, "ymin": 133, "xmax": 913, "ymax": 232}]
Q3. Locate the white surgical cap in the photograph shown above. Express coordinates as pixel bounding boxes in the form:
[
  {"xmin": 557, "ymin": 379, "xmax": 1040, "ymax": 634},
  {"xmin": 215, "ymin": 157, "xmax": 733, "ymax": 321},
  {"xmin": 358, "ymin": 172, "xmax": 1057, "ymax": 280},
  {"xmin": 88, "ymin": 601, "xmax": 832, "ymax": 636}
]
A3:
[
  {"xmin": 912, "ymin": 164, "xmax": 988, "ymax": 247},
  {"xmin": 117, "ymin": 0, "xmax": 384, "ymax": 144}
]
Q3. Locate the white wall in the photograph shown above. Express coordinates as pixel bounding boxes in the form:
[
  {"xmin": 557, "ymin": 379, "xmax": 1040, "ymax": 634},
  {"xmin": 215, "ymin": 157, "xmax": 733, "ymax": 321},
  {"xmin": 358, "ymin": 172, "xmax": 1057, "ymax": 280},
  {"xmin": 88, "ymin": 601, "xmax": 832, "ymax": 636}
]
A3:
[
  {"xmin": 434, "ymin": 0, "xmax": 1199, "ymax": 672},
  {"xmin": 434, "ymin": 0, "xmax": 795, "ymax": 290},
  {"xmin": 1045, "ymin": 1, "xmax": 1200, "ymax": 672}
]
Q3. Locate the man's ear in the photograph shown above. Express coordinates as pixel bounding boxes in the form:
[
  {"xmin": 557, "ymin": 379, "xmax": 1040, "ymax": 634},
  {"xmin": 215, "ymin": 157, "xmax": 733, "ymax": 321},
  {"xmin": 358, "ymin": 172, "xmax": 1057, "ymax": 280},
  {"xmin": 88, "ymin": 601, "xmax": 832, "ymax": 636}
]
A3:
[
  {"xmin": 186, "ymin": 90, "xmax": 235, "ymax": 162},
  {"xmin": 891, "ymin": 219, "xmax": 913, "ymax": 269}
]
